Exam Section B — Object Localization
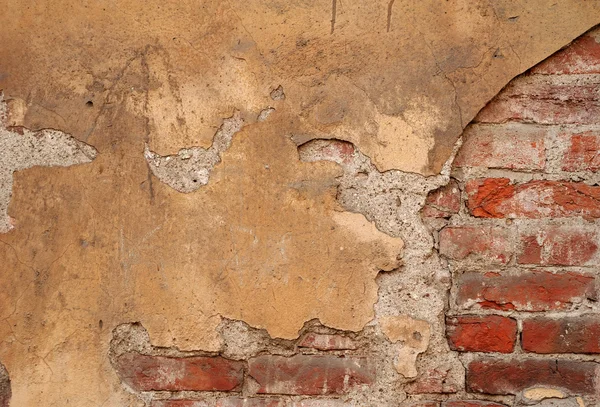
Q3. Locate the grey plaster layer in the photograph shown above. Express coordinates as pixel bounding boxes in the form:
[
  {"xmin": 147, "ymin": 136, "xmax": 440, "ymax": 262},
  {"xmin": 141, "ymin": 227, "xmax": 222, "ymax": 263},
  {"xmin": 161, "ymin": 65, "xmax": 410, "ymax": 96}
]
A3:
[
  {"xmin": 144, "ymin": 112, "xmax": 244, "ymax": 193},
  {"xmin": 298, "ymin": 137, "xmax": 465, "ymax": 406},
  {"xmin": 0, "ymin": 96, "xmax": 97, "ymax": 233}
]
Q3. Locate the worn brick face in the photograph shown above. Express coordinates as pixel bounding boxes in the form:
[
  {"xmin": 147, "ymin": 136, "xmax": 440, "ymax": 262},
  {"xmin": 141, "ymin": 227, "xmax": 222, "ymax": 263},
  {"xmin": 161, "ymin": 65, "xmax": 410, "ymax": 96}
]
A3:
[
  {"xmin": 404, "ymin": 367, "xmax": 460, "ymax": 394},
  {"xmin": 297, "ymin": 333, "xmax": 357, "ymax": 351},
  {"xmin": 522, "ymin": 316, "xmax": 600, "ymax": 354},
  {"xmin": 422, "ymin": 179, "xmax": 461, "ymax": 218},
  {"xmin": 467, "ymin": 358, "xmax": 598, "ymax": 395},
  {"xmin": 560, "ymin": 131, "xmax": 600, "ymax": 172},
  {"xmin": 248, "ymin": 355, "xmax": 374, "ymax": 395},
  {"xmin": 439, "ymin": 226, "xmax": 510, "ymax": 264},
  {"xmin": 114, "ymin": 353, "xmax": 244, "ymax": 392},
  {"xmin": 531, "ymin": 32, "xmax": 600, "ymax": 74},
  {"xmin": 454, "ymin": 125, "xmax": 545, "ymax": 170},
  {"xmin": 446, "ymin": 315, "xmax": 517, "ymax": 353},
  {"xmin": 466, "ymin": 179, "xmax": 600, "ymax": 219},
  {"xmin": 455, "ymin": 271, "xmax": 597, "ymax": 311},
  {"xmin": 518, "ymin": 226, "xmax": 600, "ymax": 266},
  {"xmin": 475, "ymin": 75, "xmax": 600, "ymax": 125}
]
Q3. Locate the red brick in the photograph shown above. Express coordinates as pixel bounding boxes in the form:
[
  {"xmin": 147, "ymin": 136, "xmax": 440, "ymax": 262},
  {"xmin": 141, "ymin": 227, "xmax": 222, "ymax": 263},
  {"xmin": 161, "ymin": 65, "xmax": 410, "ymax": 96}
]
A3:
[
  {"xmin": 454, "ymin": 125, "xmax": 545, "ymax": 170},
  {"xmin": 401, "ymin": 402, "xmax": 440, "ymax": 407},
  {"xmin": 443, "ymin": 402, "xmax": 508, "ymax": 407},
  {"xmin": 439, "ymin": 226, "xmax": 510, "ymax": 264},
  {"xmin": 456, "ymin": 271, "xmax": 597, "ymax": 311},
  {"xmin": 297, "ymin": 333, "xmax": 357, "ymax": 351},
  {"xmin": 522, "ymin": 316, "xmax": 600, "ymax": 354},
  {"xmin": 518, "ymin": 226, "xmax": 600, "ymax": 266},
  {"xmin": 422, "ymin": 180, "xmax": 461, "ymax": 218},
  {"xmin": 531, "ymin": 31, "xmax": 600, "ymax": 74},
  {"xmin": 297, "ymin": 139, "xmax": 355, "ymax": 165},
  {"xmin": 561, "ymin": 131, "xmax": 600, "ymax": 172},
  {"xmin": 114, "ymin": 353, "xmax": 244, "ymax": 392},
  {"xmin": 248, "ymin": 355, "xmax": 374, "ymax": 395},
  {"xmin": 405, "ymin": 367, "xmax": 460, "ymax": 394},
  {"xmin": 467, "ymin": 358, "xmax": 599, "ymax": 395},
  {"xmin": 466, "ymin": 179, "xmax": 600, "ymax": 219},
  {"xmin": 475, "ymin": 75, "xmax": 600, "ymax": 125},
  {"xmin": 446, "ymin": 315, "xmax": 517, "ymax": 353}
]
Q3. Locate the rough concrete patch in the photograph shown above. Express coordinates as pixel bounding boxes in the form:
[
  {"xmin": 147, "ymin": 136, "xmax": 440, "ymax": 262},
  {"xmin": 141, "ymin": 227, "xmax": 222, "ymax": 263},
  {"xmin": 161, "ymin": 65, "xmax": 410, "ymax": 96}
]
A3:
[
  {"xmin": 298, "ymin": 138, "xmax": 463, "ymax": 405},
  {"xmin": 144, "ymin": 111, "xmax": 244, "ymax": 193},
  {"xmin": 218, "ymin": 318, "xmax": 281, "ymax": 360},
  {"xmin": 0, "ymin": 362, "xmax": 10, "ymax": 407},
  {"xmin": 257, "ymin": 107, "xmax": 275, "ymax": 122},
  {"xmin": 109, "ymin": 323, "xmax": 153, "ymax": 359},
  {"xmin": 270, "ymin": 86, "xmax": 285, "ymax": 101},
  {"xmin": 0, "ymin": 96, "xmax": 98, "ymax": 232}
]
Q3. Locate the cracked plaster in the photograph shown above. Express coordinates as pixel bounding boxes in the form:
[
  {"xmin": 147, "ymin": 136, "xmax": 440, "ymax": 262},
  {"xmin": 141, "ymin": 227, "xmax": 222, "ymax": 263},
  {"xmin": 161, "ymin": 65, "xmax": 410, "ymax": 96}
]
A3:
[
  {"xmin": 1, "ymin": 2, "xmax": 600, "ymax": 406},
  {"xmin": 1, "ymin": 1, "xmax": 599, "ymax": 173}
]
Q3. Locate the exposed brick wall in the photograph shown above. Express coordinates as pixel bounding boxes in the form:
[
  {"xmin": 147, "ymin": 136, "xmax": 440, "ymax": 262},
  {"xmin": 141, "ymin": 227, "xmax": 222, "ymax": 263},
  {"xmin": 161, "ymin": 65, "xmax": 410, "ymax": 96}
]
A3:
[
  {"xmin": 104, "ymin": 27, "xmax": 600, "ymax": 407},
  {"xmin": 428, "ymin": 26, "xmax": 600, "ymax": 406}
]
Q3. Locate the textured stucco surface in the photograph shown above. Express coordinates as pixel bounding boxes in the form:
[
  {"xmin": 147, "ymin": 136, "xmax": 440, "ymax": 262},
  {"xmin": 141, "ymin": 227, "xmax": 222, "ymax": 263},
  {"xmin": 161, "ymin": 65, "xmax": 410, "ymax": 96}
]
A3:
[
  {"xmin": 1, "ymin": 2, "xmax": 600, "ymax": 406},
  {"xmin": 1, "ymin": 1, "xmax": 599, "ymax": 174},
  {"xmin": 0, "ymin": 92, "xmax": 403, "ymax": 405}
]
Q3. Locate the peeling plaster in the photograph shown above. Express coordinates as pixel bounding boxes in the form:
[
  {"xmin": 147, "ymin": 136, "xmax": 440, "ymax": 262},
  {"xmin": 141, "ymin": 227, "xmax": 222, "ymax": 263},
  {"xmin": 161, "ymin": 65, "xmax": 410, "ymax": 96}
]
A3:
[{"xmin": 1, "ymin": 2, "xmax": 600, "ymax": 405}]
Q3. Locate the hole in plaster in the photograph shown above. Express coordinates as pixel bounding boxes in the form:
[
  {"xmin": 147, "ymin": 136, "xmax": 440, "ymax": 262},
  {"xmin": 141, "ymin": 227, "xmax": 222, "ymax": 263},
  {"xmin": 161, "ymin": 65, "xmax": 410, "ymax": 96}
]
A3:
[{"xmin": 86, "ymin": 100, "xmax": 94, "ymax": 107}]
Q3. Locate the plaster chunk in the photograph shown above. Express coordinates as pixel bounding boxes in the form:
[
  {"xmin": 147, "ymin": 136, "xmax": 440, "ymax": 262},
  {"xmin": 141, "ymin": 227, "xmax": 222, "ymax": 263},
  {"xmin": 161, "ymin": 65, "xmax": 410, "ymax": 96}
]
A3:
[
  {"xmin": 380, "ymin": 315, "xmax": 431, "ymax": 378},
  {"xmin": 524, "ymin": 387, "xmax": 568, "ymax": 402}
]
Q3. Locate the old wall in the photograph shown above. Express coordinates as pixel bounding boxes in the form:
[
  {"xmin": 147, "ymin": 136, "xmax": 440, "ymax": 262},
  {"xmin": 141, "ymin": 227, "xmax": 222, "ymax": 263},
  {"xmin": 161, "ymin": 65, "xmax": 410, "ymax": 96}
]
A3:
[{"xmin": 1, "ymin": 2, "xmax": 600, "ymax": 407}]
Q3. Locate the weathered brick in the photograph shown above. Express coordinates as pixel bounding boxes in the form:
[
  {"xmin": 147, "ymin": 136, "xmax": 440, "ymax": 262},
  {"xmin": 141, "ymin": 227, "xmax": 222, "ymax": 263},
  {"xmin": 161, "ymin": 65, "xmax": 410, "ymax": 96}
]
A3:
[
  {"xmin": 522, "ymin": 316, "xmax": 600, "ymax": 354},
  {"xmin": 297, "ymin": 333, "xmax": 357, "ymax": 351},
  {"xmin": 466, "ymin": 179, "xmax": 600, "ymax": 219},
  {"xmin": 456, "ymin": 271, "xmax": 597, "ymax": 311},
  {"xmin": 467, "ymin": 358, "xmax": 598, "ymax": 395},
  {"xmin": 518, "ymin": 226, "xmax": 600, "ymax": 266},
  {"xmin": 114, "ymin": 353, "xmax": 244, "ymax": 392},
  {"xmin": 446, "ymin": 315, "xmax": 517, "ymax": 353},
  {"xmin": 443, "ymin": 401, "xmax": 508, "ymax": 407},
  {"xmin": 439, "ymin": 226, "xmax": 510, "ymax": 264},
  {"xmin": 454, "ymin": 125, "xmax": 545, "ymax": 170},
  {"xmin": 297, "ymin": 139, "xmax": 355, "ymax": 165},
  {"xmin": 560, "ymin": 131, "xmax": 600, "ymax": 172},
  {"xmin": 422, "ymin": 179, "xmax": 461, "ymax": 218},
  {"xmin": 475, "ymin": 75, "xmax": 600, "ymax": 125},
  {"xmin": 248, "ymin": 355, "xmax": 374, "ymax": 395},
  {"xmin": 405, "ymin": 367, "xmax": 460, "ymax": 394},
  {"xmin": 531, "ymin": 31, "xmax": 600, "ymax": 74}
]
